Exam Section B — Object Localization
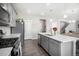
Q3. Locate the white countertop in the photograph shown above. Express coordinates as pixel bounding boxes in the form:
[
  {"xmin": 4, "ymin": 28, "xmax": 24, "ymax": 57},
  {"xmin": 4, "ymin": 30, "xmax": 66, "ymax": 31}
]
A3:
[
  {"xmin": 39, "ymin": 33, "xmax": 79, "ymax": 43},
  {"xmin": 0, "ymin": 47, "xmax": 13, "ymax": 56},
  {"xmin": 1, "ymin": 33, "xmax": 21, "ymax": 39}
]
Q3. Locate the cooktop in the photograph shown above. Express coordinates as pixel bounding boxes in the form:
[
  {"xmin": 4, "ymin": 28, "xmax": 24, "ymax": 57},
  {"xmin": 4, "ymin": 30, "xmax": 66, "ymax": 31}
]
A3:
[{"xmin": 0, "ymin": 38, "xmax": 18, "ymax": 48}]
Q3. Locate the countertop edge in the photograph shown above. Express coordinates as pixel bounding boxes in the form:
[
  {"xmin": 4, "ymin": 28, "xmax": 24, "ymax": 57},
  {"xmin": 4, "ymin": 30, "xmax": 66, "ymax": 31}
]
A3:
[
  {"xmin": 0, "ymin": 47, "xmax": 13, "ymax": 56},
  {"xmin": 38, "ymin": 33, "xmax": 79, "ymax": 43}
]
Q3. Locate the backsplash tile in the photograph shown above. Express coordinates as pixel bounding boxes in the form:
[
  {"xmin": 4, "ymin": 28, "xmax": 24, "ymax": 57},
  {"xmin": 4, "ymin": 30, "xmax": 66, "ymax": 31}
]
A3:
[{"xmin": 0, "ymin": 26, "xmax": 10, "ymax": 35}]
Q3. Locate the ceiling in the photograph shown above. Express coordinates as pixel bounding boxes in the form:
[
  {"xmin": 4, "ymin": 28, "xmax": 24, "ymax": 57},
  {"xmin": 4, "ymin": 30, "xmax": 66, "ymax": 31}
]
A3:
[{"xmin": 12, "ymin": 3, "xmax": 79, "ymax": 19}]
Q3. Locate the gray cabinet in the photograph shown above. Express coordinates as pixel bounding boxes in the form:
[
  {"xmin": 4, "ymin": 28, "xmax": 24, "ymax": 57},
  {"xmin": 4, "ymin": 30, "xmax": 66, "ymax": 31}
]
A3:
[
  {"xmin": 12, "ymin": 6, "xmax": 17, "ymax": 27},
  {"xmin": 49, "ymin": 39, "xmax": 73, "ymax": 56},
  {"xmin": 38, "ymin": 34, "xmax": 41, "ymax": 45},
  {"xmin": 38, "ymin": 34, "xmax": 73, "ymax": 56},
  {"xmin": 42, "ymin": 36, "xmax": 49, "ymax": 52},
  {"xmin": 0, "ymin": 3, "xmax": 9, "ymax": 26},
  {"xmin": 40, "ymin": 35, "xmax": 44, "ymax": 47},
  {"xmin": 49, "ymin": 39, "xmax": 61, "ymax": 56},
  {"xmin": 0, "ymin": 3, "xmax": 16, "ymax": 27},
  {"xmin": 7, "ymin": 4, "xmax": 17, "ymax": 27},
  {"xmin": 39, "ymin": 34, "xmax": 49, "ymax": 52}
]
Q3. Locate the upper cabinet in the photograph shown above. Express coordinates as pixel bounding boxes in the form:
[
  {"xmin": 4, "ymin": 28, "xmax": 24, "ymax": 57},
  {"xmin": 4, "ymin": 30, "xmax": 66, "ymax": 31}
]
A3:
[
  {"xmin": 0, "ymin": 3, "xmax": 17, "ymax": 27},
  {"xmin": 0, "ymin": 3, "xmax": 9, "ymax": 26},
  {"xmin": 7, "ymin": 4, "xmax": 17, "ymax": 27}
]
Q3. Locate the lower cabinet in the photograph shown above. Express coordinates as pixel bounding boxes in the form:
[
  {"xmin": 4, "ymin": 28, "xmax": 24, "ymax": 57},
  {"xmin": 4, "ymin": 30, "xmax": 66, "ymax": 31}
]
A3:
[
  {"xmin": 39, "ymin": 35, "xmax": 49, "ymax": 52},
  {"xmin": 49, "ymin": 39, "xmax": 61, "ymax": 56},
  {"xmin": 42, "ymin": 36, "xmax": 49, "ymax": 52},
  {"xmin": 38, "ymin": 34, "xmax": 41, "ymax": 45},
  {"xmin": 40, "ymin": 35, "xmax": 43, "ymax": 46},
  {"xmin": 38, "ymin": 34, "xmax": 73, "ymax": 56}
]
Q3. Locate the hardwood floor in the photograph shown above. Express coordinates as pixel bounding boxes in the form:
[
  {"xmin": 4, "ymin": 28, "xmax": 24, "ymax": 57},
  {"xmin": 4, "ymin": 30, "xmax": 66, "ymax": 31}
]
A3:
[{"xmin": 22, "ymin": 39, "xmax": 49, "ymax": 56}]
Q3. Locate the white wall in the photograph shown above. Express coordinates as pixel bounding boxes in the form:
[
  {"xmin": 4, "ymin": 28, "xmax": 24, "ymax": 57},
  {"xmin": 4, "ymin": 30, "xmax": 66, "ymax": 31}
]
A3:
[
  {"xmin": 19, "ymin": 15, "xmax": 69, "ymax": 39},
  {"xmin": 17, "ymin": 14, "xmax": 54, "ymax": 39},
  {"xmin": 24, "ymin": 16, "xmax": 42, "ymax": 40},
  {"xmin": 22, "ymin": 15, "xmax": 57, "ymax": 39}
]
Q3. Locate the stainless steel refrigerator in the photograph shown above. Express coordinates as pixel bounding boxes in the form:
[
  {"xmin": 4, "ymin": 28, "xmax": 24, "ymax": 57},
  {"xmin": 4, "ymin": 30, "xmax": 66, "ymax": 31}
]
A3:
[{"xmin": 11, "ymin": 20, "xmax": 24, "ymax": 47}]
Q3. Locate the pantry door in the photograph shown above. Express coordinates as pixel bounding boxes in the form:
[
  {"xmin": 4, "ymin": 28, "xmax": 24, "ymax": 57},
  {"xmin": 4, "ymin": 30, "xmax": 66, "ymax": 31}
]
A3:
[{"xmin": 24, "ymin": 20, "xmax": 32, "ymax": 39}]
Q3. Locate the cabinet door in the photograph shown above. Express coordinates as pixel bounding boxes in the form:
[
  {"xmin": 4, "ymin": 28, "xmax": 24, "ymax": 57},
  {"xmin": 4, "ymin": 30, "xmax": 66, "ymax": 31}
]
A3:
[
  {"xmin": 40, "ymin": 35, "xmax": 49, "ymax": 52},
  {"xmin": 7, "ymin": 4, "xmax": 16, "ymax": 27},
  {"xmin": 40, "ymin": 35, "xmax": 44, "ymax": 47},
  {"xmin": 38, "ymin": 34, "xmax": 41, "ymax": 44},
  {"xmin": 49, "ymin": 39, "xmax": 61, "ymax": 56},
  {"xmin": 0, "ymin": 3, "xmax": 9, "ymax": 25},
  {"xmin": 42, "ymin": 36, "xmax": 49, "ymax": 52},
  {"xmin": 12, "ymin": 7, "xmax": 16, "ymax": 27},
  {"xmin": 7, "ymin": 4, "xmax": 12, "ymax": 24}
]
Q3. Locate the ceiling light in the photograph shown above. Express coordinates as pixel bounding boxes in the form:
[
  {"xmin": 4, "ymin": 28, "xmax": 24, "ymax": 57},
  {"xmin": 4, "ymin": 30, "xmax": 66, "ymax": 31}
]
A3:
[
  {"xmin": 27, "ymin": 10, "xmax": 31, "ymax": 14},
  {"xmin": 69, "ymin": 20, "xmax": 72, "ymax": 23},
  {"xmin": 69, "ymin": 20, "xmax": 76, "ymax": 23},
  {"xmin": 41, "ymin": 12, "xmax": 45, "ymax": 16},
  {"xmin": 46, "ymin": 3, "xmax": 50, "ymax": 6},
  {"xmin": 72, "ymin": 20, "xmax": 76, "ymax": 23},
  {"xmin": 64, "ymin": 15, "xmax": 67, "ymax": 18},
  {"xmin": 50, "ymin": 19, "xmax": 53, "ymax": 22}
]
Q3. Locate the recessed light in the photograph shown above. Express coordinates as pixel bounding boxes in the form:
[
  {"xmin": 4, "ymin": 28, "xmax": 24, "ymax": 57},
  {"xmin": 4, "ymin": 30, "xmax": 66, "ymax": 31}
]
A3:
[
  {"xmin": 40, "ymin": 12, "xmax": 45, "ymax": 16},
  {"xmin": 50, "ymin": 19, "xmax": 53, "ymax": 22},
  {"xmin": 69, "ymin": 20, "xmax": 75, "ymax": 23},
  {"xmin": 72, "ymin": 20, "xmax": 76, "ymax": 23},
  {"xmin": 27, "ymin": 10, "xmax": 31, "ymax": 14},
  {"xmin": 64, "ymin": 15, "xmax": 67, "ymax": 18},
  {"xmin": 46, "ymin": 3, "xmax": 50, "ymax": 6},
  {"xmin": 69, "ymin": 20, "xmax": 72, "ymax": 23}
]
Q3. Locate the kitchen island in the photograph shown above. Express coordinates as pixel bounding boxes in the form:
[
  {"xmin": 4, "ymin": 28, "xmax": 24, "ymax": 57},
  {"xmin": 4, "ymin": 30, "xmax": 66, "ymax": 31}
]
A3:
[{"xmin": 38, "ymin": 33, "xmax": 79, "ymax": 56}]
